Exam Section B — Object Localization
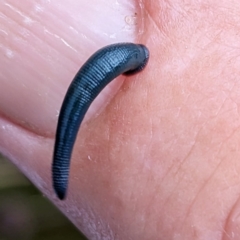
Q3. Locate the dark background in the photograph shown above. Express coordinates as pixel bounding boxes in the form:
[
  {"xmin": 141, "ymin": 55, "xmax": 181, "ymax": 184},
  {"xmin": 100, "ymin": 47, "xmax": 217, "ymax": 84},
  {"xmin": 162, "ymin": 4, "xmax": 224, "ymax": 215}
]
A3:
[{"xmin": 0, "ymin": 154, "xmax": 87, "ymax": 240}]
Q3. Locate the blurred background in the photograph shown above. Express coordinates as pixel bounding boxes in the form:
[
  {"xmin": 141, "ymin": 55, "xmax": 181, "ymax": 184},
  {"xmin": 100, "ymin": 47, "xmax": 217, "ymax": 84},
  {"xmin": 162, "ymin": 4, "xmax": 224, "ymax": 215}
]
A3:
[{"xmin": 0, "ymin": 154, "xmax": 87, "ymax": 240}]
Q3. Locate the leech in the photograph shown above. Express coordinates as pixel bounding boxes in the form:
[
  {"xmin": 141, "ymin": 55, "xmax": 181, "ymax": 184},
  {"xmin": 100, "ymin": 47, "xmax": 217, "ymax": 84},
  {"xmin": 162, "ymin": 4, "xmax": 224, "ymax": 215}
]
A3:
[{"xmin": 52, "ymin": 43, "xmax": 149, "ymax": 200}]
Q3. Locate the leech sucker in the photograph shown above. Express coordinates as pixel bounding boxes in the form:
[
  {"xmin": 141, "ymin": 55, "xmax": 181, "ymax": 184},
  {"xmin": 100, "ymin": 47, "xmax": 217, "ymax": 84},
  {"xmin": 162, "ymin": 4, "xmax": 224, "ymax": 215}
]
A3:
[{"xmin": 52, "ymin": 42, "xmax": 149, "ymax": 200}]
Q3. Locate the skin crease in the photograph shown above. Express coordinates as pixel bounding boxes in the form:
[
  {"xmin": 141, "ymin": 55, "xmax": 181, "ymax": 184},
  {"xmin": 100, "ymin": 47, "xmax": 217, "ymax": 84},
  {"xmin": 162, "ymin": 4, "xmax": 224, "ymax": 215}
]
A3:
[{"xmin": 0, "ymin": 0, "xmax": 240, "ymax": 239}]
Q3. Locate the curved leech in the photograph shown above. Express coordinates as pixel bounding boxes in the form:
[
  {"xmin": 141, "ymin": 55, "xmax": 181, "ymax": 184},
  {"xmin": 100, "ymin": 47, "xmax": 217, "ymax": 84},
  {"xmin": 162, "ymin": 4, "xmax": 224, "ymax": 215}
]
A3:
[{"xmin": 52, "ymin": 42, "xmax": 149, "ymax": 200}]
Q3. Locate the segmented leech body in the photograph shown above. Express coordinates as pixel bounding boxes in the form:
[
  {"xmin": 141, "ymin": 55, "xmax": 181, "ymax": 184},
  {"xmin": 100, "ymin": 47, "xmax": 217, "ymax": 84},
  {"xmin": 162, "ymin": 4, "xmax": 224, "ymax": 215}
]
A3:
[{"xmin": 52, "ymin": 43, "xmax": 149, "ymax": 200}]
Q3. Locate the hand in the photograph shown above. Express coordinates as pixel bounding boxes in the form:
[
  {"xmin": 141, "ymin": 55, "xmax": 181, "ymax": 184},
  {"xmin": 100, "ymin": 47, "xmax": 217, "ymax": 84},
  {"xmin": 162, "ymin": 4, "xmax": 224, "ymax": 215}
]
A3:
[{"xmin": 0, "ymin": 1, "xmax": 240, "ymax": 239}]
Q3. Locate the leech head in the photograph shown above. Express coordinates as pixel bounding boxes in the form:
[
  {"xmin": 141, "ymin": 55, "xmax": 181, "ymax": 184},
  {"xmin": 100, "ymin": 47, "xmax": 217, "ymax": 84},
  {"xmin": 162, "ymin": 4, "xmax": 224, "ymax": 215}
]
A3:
[
  {"xmin": 52, "ymin": 43, "xmax": 150, "ymax": 200},
  {"xmin": 123, "ymin": 44, "xmax": 149, "ymax": 75}
]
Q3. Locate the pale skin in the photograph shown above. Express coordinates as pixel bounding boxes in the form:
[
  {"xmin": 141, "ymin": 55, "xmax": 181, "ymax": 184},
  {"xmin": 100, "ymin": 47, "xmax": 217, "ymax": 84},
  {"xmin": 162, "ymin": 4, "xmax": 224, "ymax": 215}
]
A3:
[{"xmin": 0, "ymin": 0, "xmax": 240, "ymax": 239}]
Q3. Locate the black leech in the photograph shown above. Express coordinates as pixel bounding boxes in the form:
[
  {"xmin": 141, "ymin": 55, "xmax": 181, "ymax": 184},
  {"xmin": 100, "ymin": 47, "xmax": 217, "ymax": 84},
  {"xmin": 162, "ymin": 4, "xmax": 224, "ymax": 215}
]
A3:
[{"xmin": 52, "ymin": 43, "xmax": 149, "ymax": 200}]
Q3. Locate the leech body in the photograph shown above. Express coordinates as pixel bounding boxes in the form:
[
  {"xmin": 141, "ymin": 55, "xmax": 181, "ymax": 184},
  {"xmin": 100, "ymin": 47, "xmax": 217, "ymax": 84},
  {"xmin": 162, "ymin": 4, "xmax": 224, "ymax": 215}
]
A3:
[{"xmin": 52, "ymin": 43, "xmax": 149, "ymax": 200}]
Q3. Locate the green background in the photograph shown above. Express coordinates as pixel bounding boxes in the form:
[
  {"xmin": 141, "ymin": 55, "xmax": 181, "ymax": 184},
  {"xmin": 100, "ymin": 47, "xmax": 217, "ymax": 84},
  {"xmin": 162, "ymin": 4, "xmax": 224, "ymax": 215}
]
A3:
[{"xmin": 0, "ymin": 154, "xmax": 87, "ymax": 240}]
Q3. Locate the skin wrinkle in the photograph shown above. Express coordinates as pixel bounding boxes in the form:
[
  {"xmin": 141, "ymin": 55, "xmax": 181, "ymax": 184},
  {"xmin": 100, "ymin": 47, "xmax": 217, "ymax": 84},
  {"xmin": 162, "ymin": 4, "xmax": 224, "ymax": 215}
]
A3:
[
  {"xmin": 223, "ymin": 191, "xmax": 240, "ymax": 240},
  {"xmin": 180, "ymin": 140, "xmax": 226, "ymax": 231},
  {"xmin": 159, "ymin": 139, "xmax": 197, "ymax": 224},
  {"xmin": 214, "ymin": 85, "xmax": 236, "ymax": 118},
  {"xmin": 159, "ymin": 105, "xmax": 201, "ymax": 182},
  {"xmin": 145, "ymin": 1, "xmax": 172, "ymax": 36},
  {"xmin": 0, "ymin": 111, "xmax": 52, "ymax": 139},
  {"xmin": 160, "ymin": 138, "xmax": 196, "ymax": 211},
  {"xmin": 222, "ymin": 181, "xmax": 240, "ymax": 237},
  {"xmin": 144, "ymin": 8, "xmax": 161, "ymax": 35},
  {"xmin": 143, "ymin": 163, "xmax": 167, "ymax": 236},
  {"xmin": 152, "ymin": 132, "xmax": 197, "ymax": 234}
]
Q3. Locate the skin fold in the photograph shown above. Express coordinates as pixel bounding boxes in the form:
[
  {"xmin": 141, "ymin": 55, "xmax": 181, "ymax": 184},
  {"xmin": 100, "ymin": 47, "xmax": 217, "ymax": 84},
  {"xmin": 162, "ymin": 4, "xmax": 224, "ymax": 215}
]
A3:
[{"xmin": 0, "ymin": 0, "xmax": 240, "ymax": 239}]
